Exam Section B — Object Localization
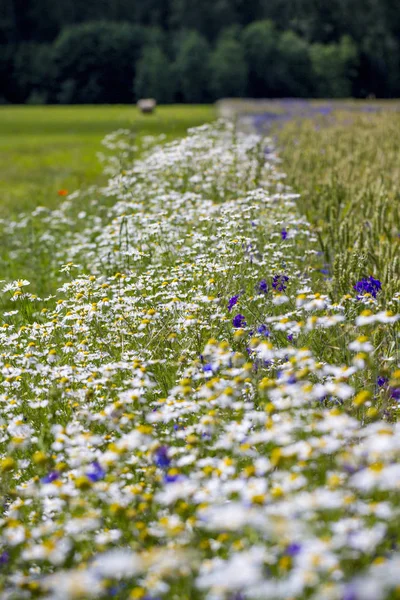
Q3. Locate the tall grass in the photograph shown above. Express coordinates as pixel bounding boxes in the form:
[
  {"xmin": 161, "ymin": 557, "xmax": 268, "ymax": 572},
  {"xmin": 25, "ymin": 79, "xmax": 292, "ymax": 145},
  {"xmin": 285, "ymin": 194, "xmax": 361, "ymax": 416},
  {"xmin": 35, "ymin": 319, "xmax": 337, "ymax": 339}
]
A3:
[{"xmin": 278, "ymin": 109, "xmax": 400, "ymax": 303}]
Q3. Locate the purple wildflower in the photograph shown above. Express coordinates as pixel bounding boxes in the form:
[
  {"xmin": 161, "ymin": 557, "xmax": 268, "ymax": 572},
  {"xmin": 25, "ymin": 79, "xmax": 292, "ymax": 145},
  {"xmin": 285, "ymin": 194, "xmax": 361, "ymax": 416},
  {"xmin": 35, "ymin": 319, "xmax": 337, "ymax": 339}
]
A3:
[
  {"xmin": 232, "ymin": 314, "xmax": 246, "ymax": 328},
  {"xmin": 390, "ymin": 388, "xmax": 400, "ymax": 401},
  {"xmin": 41, "ymin": 471, "xmax": 59, "ymax": 484},
  {"xmin": 257, "ymin": 324, "xmax": 269, "ymax": 336},
  {"xmin": 154, "ymin": 446, "xmax": 171, "ymax": 468},
  {"xmin": 377, "ymin": 376, "xmax": 387, "ymax": 387},
  {"xmin": 228, "ymin": 295, "xmax": 239, "ymax": 312},
  {"xmin": 272, "ymin": 274, "xmax": 289, "ymax": 292},
  {"xmin": 285, "ymin": 542, "xmax": 302, "ymax": 556},
  {"xmin": 354, "ymin": 276, "xmax": 382, "ymax": 298},
  {"xmin": 0, "ymin": 551, "xmax": 9, "ymax": 565},
  {"xmin": 86, "ymin": 461, "xmax": 105, "ymax": 482},
  {"xmin": 342, "ymin": 586, "xmax": 358, "ymax": 600},
  {"xmin": 281, "ymin": 229, "xmax": 288, "ymax": 240},
  {"xmin": 164, "ymin": 473, "xmax": 182, "ymax": 483},
  {"xmin": 343, "ymin": 463, "xmax": 358, "ymax": 475},
  {"xmin": 257, "ymin": 279, "xmax": 268, "ymax": 294}
]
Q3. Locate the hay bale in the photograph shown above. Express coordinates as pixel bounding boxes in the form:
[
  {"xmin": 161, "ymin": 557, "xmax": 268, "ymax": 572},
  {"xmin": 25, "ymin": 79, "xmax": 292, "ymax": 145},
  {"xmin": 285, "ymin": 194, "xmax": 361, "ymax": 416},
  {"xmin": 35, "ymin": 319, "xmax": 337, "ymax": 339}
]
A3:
[{"xmin": 137, "ymin": 98, "xmax": 157, "ymax": 114}]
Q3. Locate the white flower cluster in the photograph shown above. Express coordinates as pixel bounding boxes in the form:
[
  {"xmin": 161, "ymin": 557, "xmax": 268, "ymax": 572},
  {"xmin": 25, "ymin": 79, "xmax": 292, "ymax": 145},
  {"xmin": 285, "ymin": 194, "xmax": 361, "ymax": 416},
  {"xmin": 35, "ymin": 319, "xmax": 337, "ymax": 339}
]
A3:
[{"xmin": 0, "ymin": 122, "xmax": 399, "ymax": 600}]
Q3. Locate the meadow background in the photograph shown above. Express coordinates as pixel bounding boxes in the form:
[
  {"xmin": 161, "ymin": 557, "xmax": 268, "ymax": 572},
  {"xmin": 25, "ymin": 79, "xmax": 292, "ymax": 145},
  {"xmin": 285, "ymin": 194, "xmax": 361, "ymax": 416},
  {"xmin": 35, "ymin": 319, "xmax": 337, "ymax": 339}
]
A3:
[
  {"xmin": 0, "ymin": 105, "xmax": 215, "ymax": 214},
  {"xmin": 1, "ymin": 0, "xmax": 400, "ymax": 598}
]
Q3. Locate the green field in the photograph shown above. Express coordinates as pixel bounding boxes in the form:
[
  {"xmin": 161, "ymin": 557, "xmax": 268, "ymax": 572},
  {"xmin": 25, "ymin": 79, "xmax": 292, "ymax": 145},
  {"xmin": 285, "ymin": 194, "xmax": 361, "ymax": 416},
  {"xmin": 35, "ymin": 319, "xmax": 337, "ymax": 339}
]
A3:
[{"xmin": 0, "ymin": 105, "xmax": 215, "ymax": 215}]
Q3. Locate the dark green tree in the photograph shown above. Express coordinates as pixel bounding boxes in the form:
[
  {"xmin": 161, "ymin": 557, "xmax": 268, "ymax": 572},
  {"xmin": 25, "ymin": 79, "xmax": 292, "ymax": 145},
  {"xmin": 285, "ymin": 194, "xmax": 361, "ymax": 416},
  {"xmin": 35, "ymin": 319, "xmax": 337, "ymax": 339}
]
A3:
[
  {"xmin": 2, "ymin": 0, "xmax": 400, "ymax": 102},
  {"xmin": 209, "ymin": 31, "xmax": 248, "ymax": 98},
  {"xmin": 0, "ymin": 45, "xmax": 14, "ymax": 101},
  {"xmin": 275, "ymin": 30, "xmax": 313, "ymax": 97},
  {"xmin": 242, "ymin": 20, "xmax": 279, "ymax": 96},
  {"xmin": 0, "ymin": 0, "xmax": 17, "ymax": 44},
  {"xmin": 169, "ymin": 0, "xmax": 238, "ymax": 41},
  {"xmin": 358, "ymin": 30, "xmax": 400, "ymax": 97},
  {"xmin": 310, "ymin": 35, "xmax": 358, "ymax": 97},
  {"xmin": 52, "ymin": 21, "xmax": 145, "ymax": 103},
  {"xmin": 174, "ymin": 31, "xmax": 211, "ymax": 102},
  {"xmin": 134, "ymin": 45, "xmax": 176, "ymax": 103},
  {"xmin": 12, "ymin": 42, "xmax": 54, "ymax": 103}
]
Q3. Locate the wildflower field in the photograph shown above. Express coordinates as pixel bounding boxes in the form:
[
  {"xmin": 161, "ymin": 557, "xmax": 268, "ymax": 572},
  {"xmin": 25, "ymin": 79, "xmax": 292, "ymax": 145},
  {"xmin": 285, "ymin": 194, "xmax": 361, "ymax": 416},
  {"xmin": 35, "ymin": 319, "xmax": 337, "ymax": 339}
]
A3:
[{"xmin": 0, "ymin": 103, "xmax": 400, "ymax": 600}]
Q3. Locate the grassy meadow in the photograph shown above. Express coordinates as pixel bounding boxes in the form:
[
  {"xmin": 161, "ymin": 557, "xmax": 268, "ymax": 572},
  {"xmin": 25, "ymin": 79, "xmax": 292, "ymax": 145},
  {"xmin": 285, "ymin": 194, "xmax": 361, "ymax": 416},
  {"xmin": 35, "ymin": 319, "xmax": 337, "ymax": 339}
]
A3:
[
  {"xmin": 0, "ymin": 105, "xmax": 216, "ymax": 215},
  {"xmin": 0, "ymin": 103, "xmax": 399, "ymax": 599},
  {"xmin": 0, "ymin": 105, "xmax": 215, "ymax": 292}
]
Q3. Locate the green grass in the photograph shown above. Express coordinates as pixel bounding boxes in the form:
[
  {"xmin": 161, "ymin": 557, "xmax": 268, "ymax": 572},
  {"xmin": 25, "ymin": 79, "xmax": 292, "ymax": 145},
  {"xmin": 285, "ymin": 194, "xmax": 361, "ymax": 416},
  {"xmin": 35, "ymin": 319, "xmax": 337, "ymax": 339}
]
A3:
[{"xmin": 0, "ymin": 105, "xmax": 215, "ymax": 216}]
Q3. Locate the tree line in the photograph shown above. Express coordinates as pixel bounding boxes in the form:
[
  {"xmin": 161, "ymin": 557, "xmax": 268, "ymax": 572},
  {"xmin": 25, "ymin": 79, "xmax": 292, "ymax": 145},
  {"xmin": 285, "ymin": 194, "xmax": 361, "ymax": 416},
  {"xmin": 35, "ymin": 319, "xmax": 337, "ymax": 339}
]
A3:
[{"xmin": 1, "ymin": 0, "xmax": 399, "ymax": 103}]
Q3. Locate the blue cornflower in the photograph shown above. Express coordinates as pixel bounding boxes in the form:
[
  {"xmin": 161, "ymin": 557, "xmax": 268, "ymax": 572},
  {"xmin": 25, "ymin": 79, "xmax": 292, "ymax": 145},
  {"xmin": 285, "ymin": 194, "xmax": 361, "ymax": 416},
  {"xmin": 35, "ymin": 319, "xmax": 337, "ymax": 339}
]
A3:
[
  {"xmin": 354, "ymin": 276, "xmax": 382, "ymax": 298},
  {"xmin": 377, "ymin": 376, "xmax": 387, "ymax": 387},
  {"xmin": 164, "ymin": 473, "xmax": 182, "ymax": 483},
  {"xmin": 317, "ymin": 106, "xmax": 332, "ymax": 116},
  {"xmin": 343, "ymin": 463, "xmax": 358, "ymax": 475},
  {"xmin": 203, "ymin": 363, "xmax": 213, "ymax": 373},
  {"xmin": 41, "ymin": 471, "xmax": 59, "ymax": 484},
  {"xmin": 257, "ymin": 324, "xmax": 269, "ymax": 336},
  {"xmin": 228, "ymin": 295, "xmax": 239, "ymax": 312},
  {"xmin": 281, "ymin": 229, "xmax": 288, "ymax": 240},
  {"xmin": 154, "ymin": 446, "xmax": 171, "ymax": 468},
  {"xmin": 342, "ymin": 586, "xmax": 358, "ymax": 600},
  {"xmin": 257, "ymin": 279, "xmax": 268, "ymax": 294},
  {"xmin": 390, "ymin": 388, "xmax": 400, "ymax": 401},
  {"xmin": 109, "ymin": 583, "xmax": 127, "ymax": 596},
  {"xmin": 86, "ymin": 461, "xmax": 105, "ymax": 482},
  {"xmin": 0, "ymin": 551, "xmax": 9, "ymax": 565},
  {"xmin": 285, "ymin": 542, "xmax": 302, "ymax": 556},
  {"xmin": 272, "ymin": 274, "xmax": 289, "ymax": 292},
  {"xmin": 232, "ymin": 314, "xmax": 246, "ymax": 328},
  {"xmin": 287, "ymin": 333, "xmax": 294, "ymax": 343}
]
